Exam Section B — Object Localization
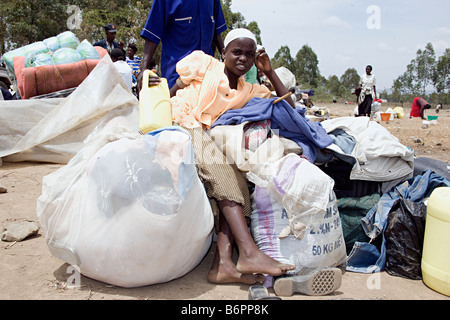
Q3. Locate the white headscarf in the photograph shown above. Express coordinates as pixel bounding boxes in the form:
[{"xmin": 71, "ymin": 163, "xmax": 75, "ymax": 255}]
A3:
[{"xmin": 224, "ymin": 28, "xmax": 257, "ymax": 48}]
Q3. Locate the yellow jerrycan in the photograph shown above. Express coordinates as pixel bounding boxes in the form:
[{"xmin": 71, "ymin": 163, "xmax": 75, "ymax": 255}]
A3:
[
  {"xmin": 139, "ymin": 69, "xmax": 172, "ymax": 134},
  {"xmin": 421, "ymin": 187, "xmax": 450, "ymax": 296}
]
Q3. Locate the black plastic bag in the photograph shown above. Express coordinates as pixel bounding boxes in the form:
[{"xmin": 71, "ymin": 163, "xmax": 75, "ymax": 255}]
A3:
[{"xmin": 385, "ymin": 198, "xmax": 426, "ymax": 280}]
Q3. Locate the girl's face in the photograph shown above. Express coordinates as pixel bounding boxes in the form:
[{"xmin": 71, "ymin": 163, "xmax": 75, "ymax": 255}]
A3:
[{"xmin": 222, "ymin": 38, "xmax": 256, "ymax": 78}]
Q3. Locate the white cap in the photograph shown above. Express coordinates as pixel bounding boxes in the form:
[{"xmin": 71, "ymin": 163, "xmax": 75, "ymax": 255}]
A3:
[{"xmin": 224, "ymin": 28, "xmax": 257, "ymax": 48}]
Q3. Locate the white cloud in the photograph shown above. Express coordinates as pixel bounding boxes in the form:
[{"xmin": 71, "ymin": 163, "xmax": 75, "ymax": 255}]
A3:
[
  {"xmin": 396, "ymin": 47, "xmax": 414, "ymax": 55},
  {"xmin": 433, "ymin": 27, "xmax": 450, "ymax": 36},
  {"xmin": 334, "ymin": 53, "xmax": 353, "ymax": 65},
  {"xmin": 377, "ymin": 42, "xmax": 391, "ymax": 52},
  {"xmin": 322, "ymin": 16, "xmax": 352, "ymax": 29}
]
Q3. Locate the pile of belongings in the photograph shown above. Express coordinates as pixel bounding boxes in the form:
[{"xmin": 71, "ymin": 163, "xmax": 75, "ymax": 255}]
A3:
[
  {"xmin": 1, "ymin": 54, "xmax": 449, "ymax": 286},
  {"xmin": 315, "ymin": 117, "xmax": 450, "ymax": 278},
  {"xmin": 2, "ymin": 31, "xmax": 107, "ymax": 99}
]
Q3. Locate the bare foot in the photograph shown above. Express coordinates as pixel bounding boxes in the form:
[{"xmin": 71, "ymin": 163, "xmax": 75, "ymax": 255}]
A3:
[
  {"xmin": 208, "ymin": 260, "xmax": 266, "ymax": 285},
  {"xmin": 236, "ymin": 250, "xmax": 295, "ymax": 276}
]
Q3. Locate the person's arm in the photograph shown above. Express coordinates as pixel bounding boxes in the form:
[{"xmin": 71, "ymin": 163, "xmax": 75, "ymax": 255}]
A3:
[
  {"xmin": 213, "ymin": 33, "xmax": 225, "ymax": 56},
  {"xmin": 169, "ymin": 77, "xmax": 189, "ymax": 97},
  {"xmin": 372, "ymin": 76, "xmax": 377, "ymax": 100},
  {"xmin": 137, "ymin": 39, "xmax": 160, "ymax": 93},
  {"xmin": 420, "ymin": 105, "xmax": 426, "ymax": 119},
  {"xmin": 255, "ymin": 49, "xmax": 294, "ymax": 108}
]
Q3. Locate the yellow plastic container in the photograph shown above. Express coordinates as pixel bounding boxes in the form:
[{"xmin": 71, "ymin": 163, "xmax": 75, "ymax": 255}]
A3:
[
  {"xmin": 139, "ymin": 69, "xmax": 172, "ymax": 134},
  {"xmin": 393, "ymin": 106, "xmax": 405, "ymax": 119},
  {"xmin": 421, "ymin": 187, "xmax": 450, "ymax": 296}
]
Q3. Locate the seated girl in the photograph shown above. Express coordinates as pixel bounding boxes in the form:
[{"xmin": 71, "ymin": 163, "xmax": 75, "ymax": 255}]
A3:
[{"xmin": 147, "ymin": 28, "xmax": 295, "ymax": 284}]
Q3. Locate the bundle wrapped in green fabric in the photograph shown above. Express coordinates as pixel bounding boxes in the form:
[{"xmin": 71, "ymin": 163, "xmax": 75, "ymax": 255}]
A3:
[
  {"xmin": 32, "ymin": 53, "xmax": 54, "ymax": 67},
  {"xmin": 57, "ymin": 31, "xmax": 80, "ymax": 50},
  {"xmin": 43, "ymin": 36, "xmax": 60, "ymax": 52},
  {"xmin": 52, "ymin": 48, "xmax": 83, "ymax": 65},
  {"xmin": 77, "ymin": 40, "xmax": 100, "ymax": 60}
]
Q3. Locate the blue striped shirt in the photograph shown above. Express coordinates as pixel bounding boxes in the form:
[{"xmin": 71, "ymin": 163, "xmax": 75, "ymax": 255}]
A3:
[{"xmin": 126, "ymin": 56, "xmax": 141, "ymax": 75}]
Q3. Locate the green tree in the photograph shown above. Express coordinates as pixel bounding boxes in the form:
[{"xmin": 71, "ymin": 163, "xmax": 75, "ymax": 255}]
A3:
[
  {"xmin": 221, "ymin": 0, "xmax": 245, "ymax": 33},
  {"xmin": 340, "ymin": 68, "xmax": 360, "ymax": 92},
  {"xmin": 271, "ymin": 45, "xmax": 294, "ymax": 70},
  {"xmin": 246, "ymin": 21, "xmax": 261, "ymax": 45},
  {"xmin": 75, "ymin": 0, "xmax": 153, "ymax": 50},
  {"xmin": 294, "ymin": 44, "xmax": 321, "ymax": 87},
  {"xmin": 415, "ymin": 43, "xmax": 436, "ymax": 95},
  {"xmin": 392, "ymin": 43, "xmax": 437, "ymax": 98},
  {"xmin": 327, "ymin": 75, "xmax": 341, "ymax": 96},
  {"xmin": 391, "ymin": 77, "xmax": 408, "ymax": 102},
  {"xmin": 0, "ymin": 0, "xmax": 86, "ymax": 53},
  {"xmin": 434, "ymin": 48, "xmax": 449, "ymax": 94}
]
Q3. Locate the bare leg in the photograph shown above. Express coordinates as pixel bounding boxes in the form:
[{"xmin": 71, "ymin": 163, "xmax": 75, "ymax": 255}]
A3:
[
  {"xmin": 208, "ymin": 211, "xmax": 266, "ymax": 284},
  {"xmin": 217, "ymin": 199, "xmax": 295, "ymax": 276}
]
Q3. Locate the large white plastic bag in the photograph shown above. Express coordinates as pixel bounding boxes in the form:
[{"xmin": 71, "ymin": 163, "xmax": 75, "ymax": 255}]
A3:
[{"xmin": 37, "ymin": 127, "xmax": 214, "ymax": 288}]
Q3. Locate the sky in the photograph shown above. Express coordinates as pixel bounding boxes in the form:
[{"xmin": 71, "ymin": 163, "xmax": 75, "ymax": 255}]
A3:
[{"xmin": 230, "ymin": 0, "xmax": 450, "ymax": 91}]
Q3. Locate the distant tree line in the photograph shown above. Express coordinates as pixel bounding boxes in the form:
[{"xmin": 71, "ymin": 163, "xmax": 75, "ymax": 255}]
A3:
[
  {"xmin": 391, "ymin": 44, "xmax": 449, "ymax": 105},
  {"xmin": 1, "ymin": 0, "xmax": 448, "ymax": 105}
]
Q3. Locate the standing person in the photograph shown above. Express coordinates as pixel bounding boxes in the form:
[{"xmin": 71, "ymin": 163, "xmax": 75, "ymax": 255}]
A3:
[
  {"xmin": 147, "ymin": 29, "xmax": 296, "ymax": 285},
  {"xmin": 410, "ymin": 96, "xmax": 432, "ymax": 119},
  {"xmin": 93, "ymin": 24, "xmax": 119, "ymax": 54},
  {"xmin": 357, "ymin": 65, "xmax": 377, "ymax": 117},
  {"xmin": 110, "ymin": 48, "xmax": 133, "ymax": 91},
  {"xmin": 138, "ymin": 0, "xmax": 227, "ymax": 91},
  {"xmin": 126, "ymin": 43, "xmax": 142, "ymax": 76}
]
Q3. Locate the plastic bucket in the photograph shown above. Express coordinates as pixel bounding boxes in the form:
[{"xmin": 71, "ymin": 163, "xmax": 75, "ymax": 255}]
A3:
[
  {"xmin": 380, "ymin": 113, "xmax": 390, "ymax": 121},
  {"xmin": 421, "ymin": 187, "xmax": 450, "ymax": 296},
  {"xmin": 427, "ymin": 115, "xmax": 438, "ymax": 121}
]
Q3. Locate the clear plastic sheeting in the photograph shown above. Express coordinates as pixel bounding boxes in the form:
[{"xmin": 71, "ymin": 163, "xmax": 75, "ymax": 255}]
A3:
[{"xmin": 0, "ymin": 54, "xmax": 138, "ymax": 165}]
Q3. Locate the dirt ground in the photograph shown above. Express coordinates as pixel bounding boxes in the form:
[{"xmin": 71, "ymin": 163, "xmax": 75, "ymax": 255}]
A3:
[{"xmin": 0, "ymin": 102, "xmax": 449, "ymax": 301}]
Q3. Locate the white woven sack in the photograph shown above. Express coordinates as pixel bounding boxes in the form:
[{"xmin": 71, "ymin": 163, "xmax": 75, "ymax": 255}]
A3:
[{"xmin": 250, "ymin": 186, "xmax": 346, "ymax": 277}]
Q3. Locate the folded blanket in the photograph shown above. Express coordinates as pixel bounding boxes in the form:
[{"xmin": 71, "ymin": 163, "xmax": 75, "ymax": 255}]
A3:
[
  {"xmin": 13, "ymin": 46, "xmax": 108, "ymax": 99},
  {"xmin": 212, "ymin": 97, "xmax": 333, "ymax": 163}
]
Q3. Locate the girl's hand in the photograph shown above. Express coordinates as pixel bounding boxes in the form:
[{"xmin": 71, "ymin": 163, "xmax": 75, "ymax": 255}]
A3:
[{"xmin": 254, "ymin": 48, "xmax": 272, "ymax": 73}]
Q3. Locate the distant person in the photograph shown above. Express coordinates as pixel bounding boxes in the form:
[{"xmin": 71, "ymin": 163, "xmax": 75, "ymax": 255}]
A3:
[
  {"xmin": 110, "ymin": 48, "xmax": 133, "ymax": 91},
  {"xmin": 410, "ymin": 96, "xmax": 432, "ymax": 119},
  {"xmin": 435, "ymin": 103, "xmax": 442, "ymax": 113},
  {"xmin": 126, "ymin": 43, "xmax": 142, "ymax": 76},
  {"xmin": 356, "ymin": 65, "xmax": 377, "ymax": 117},
  {"xmin": 245, "ymin": 45, "xmax": 264, "ymax": 85},
  {"xmin": 138, "ymin": 0, "xmax": 228, "ymax": 91},
  {"xmin": 93, "ymin": 24, "xmax": 119, "ymax": 53}
]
